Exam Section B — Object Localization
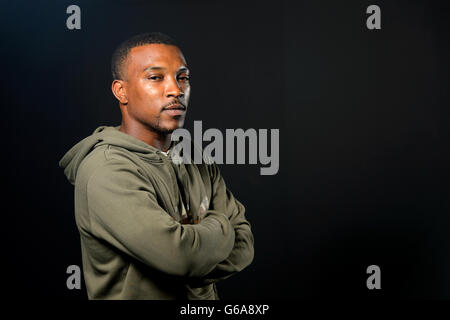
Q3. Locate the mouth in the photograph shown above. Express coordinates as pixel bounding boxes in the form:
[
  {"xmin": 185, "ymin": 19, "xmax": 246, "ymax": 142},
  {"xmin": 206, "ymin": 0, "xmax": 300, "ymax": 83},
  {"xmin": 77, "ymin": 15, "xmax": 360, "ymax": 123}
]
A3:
[{"xmin": 162, "ymin": 103, "xmax": 186, "ymax": 116}]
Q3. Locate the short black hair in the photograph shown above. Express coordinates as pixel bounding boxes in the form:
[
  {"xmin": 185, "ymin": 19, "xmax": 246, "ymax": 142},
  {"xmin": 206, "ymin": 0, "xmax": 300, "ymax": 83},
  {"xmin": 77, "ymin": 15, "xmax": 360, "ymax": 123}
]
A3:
[{"xmin": 111, "ymin": 32, "xmax": 178, "ymax": 80}]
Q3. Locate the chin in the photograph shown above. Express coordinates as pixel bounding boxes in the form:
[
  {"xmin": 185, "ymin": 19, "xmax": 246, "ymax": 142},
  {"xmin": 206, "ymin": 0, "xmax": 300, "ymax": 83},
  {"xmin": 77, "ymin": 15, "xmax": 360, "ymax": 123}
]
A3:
[
  {"xmin": 160, "ymin": 120, "xmax": 184, "ymax": 134},
  {"xmin": 168, "ymin": 118, "xmax": 185, "ymax": 130}
]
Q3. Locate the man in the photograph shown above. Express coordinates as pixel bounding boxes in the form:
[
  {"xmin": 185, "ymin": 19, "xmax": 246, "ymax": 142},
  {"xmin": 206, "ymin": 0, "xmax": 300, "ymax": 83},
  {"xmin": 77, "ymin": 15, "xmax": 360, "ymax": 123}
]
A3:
[{"xmin": 59, "ymin": 32, "xmax": 254, "ymax": 300}]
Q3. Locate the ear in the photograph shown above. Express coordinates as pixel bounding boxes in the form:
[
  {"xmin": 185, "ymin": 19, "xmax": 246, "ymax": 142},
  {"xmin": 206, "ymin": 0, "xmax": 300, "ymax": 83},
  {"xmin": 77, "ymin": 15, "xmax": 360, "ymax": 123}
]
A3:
[{"xmin": 111, "ymin": 80, "xmax": 128, "ymax": 104}]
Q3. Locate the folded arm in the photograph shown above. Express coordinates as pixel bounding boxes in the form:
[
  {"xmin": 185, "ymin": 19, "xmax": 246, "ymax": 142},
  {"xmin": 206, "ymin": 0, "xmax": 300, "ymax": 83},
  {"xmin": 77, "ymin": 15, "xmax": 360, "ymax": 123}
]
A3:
[
  {"xmin": 187, "ymin": 163, "xmax": 255, "ymax": 287},
  {"xmin": 85, "ymin": 159, "xmax": 235, "ymax": 278}
]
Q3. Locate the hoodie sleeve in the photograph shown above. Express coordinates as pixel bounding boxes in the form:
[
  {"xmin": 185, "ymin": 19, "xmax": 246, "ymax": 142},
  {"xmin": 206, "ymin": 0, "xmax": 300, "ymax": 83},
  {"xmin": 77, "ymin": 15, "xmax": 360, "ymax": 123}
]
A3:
[
  {"xmin": 85, "ymin": 158, "xmax": 235, "ymax": 278},
  {"xmin": 188, "ymin": 163, "xmax": 255, "ymax": 287}
]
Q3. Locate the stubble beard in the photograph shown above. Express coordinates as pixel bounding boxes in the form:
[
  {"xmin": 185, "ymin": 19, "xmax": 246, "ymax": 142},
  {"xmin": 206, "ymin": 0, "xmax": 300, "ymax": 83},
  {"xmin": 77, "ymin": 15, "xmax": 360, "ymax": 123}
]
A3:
[{"xmin": 146, "ymin": 114, "xmax": 184, "ymax": 135}]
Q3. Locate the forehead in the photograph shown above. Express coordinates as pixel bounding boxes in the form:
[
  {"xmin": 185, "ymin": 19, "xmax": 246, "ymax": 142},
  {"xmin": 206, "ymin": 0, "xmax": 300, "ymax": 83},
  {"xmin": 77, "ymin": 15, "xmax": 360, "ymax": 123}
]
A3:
[{"xmin": 127, "ymin": 44, "xmax": 187, "ymax": 73}]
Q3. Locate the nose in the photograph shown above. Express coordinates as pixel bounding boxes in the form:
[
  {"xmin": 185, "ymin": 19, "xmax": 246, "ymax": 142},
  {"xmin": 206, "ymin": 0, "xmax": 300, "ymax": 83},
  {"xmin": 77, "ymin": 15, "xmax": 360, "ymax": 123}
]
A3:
[{"xmin": 165, "ymin": 76, "xmax": 184, "ymax": 99}]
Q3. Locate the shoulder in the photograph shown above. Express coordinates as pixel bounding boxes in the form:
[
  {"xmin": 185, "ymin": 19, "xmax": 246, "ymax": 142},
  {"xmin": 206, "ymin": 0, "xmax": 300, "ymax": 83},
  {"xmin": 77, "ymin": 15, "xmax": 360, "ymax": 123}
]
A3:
[{"xmin": 76, "ymin": 145, "xmax": 144, "ymax": 189}]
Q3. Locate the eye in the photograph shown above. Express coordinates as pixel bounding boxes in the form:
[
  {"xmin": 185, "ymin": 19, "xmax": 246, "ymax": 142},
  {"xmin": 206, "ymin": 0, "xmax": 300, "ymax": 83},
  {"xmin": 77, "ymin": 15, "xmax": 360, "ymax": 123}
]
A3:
[
  {"xmin": 148, "ymin": 75, "xmax": 163, "ymax": 80},
  {"xmin": 178, "ymin": 75, "xmax": 190, "ymax": 81}
]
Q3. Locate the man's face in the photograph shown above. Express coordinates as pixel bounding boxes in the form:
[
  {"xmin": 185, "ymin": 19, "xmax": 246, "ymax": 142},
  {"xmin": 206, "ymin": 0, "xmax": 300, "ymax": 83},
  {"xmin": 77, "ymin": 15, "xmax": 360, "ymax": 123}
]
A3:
[{"xmin": 122, "ymin": 44, "xmax": 190, "ymax": 133}]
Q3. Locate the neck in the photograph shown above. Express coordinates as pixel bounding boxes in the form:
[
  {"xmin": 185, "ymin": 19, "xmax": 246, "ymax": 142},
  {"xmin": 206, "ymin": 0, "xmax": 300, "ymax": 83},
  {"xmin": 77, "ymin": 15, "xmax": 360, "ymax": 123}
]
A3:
[{"xmin": 119, "ymin": 120, "xmax": 172, "ymax": 152}]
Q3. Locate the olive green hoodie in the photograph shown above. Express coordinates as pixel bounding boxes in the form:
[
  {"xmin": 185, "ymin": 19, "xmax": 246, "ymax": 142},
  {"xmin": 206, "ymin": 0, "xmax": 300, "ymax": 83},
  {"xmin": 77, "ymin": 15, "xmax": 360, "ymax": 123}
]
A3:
[{"xmin": 59, "ymin": 126, "xmax": 254, "ymax": 300}]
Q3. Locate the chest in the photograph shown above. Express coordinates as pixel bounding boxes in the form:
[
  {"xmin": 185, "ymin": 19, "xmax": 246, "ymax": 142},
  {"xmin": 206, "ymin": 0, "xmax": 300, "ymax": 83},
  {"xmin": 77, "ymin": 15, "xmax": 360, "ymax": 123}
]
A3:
[{"xmin": 140, "ymin": 159, "xmax": 212, "ymax": 224}]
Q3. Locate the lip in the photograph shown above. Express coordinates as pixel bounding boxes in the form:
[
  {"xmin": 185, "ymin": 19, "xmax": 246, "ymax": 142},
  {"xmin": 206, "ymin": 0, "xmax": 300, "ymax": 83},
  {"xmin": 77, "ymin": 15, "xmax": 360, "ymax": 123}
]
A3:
[
  {"xmin": 163, "ymin": 104, "xmax": 186, "ymax": 116},
  {"xmin": 163, "ymin": 109, "xmax": 185, "ymax": 116},
  {"xmin": 163, "ymin": 103, "xmax": 186, "ymax": 116}
]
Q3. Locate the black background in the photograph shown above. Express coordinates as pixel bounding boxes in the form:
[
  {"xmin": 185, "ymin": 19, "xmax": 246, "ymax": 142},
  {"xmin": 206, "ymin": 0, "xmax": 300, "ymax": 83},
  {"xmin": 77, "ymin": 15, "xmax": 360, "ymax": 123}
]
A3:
[{"xmin": 3, "ymin": 0, "xmax": 449, "ymax": 299}]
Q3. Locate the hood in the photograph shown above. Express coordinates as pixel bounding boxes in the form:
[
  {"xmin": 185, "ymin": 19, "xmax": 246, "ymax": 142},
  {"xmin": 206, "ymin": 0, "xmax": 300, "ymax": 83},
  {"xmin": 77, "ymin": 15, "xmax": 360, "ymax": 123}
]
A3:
[{"xmin": 59, "ymin": 125, "xmax": 163, "ymax": 185}]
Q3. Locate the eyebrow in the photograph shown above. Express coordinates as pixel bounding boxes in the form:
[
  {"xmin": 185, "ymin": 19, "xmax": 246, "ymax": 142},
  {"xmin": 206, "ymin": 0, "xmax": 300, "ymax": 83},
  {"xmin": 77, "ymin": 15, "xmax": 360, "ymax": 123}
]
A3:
[
  {"xmin": 177, "ymin": 66, "xmax": 189, "ymax": 73},
  {"xmin": 143, "ymin": 65, "xmax": 189, "ymax": 73},
  {"xmin": 143, "ymin": 66, "xmax": 165, "ymax": 72}
]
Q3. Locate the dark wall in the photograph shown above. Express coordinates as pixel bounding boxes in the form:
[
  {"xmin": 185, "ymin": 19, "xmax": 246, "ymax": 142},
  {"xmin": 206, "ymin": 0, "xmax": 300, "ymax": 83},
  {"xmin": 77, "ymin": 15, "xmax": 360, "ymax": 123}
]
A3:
[{"xmin": 4, "ymin": 0, "xmax": 449, "ymax": 299}]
